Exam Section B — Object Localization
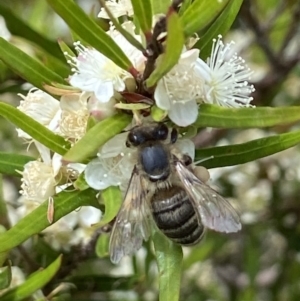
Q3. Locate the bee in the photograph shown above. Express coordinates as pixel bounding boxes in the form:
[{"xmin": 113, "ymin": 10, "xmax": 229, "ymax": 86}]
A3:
[{"xmin": 109, "ymin": 123, "xmax": 241, "ymax": 263}]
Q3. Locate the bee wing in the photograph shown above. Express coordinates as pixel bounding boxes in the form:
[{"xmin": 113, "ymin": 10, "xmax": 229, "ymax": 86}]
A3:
[
  {"xmin": 174, "ymin": 160, "xmax": 241, "ymax": 233},
  {"xmin": 109, "ymin": 166, "xmax": 152, "ymax": 264}
]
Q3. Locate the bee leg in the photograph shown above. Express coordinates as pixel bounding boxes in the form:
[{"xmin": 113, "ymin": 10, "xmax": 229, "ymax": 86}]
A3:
[{"xmin": 171, "ymin": 128, "xmax": 178, "ymax": 144}]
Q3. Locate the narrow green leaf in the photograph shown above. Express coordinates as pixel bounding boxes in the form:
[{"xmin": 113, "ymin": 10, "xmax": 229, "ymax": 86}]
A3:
[
  {"xmin": 153, "ymin": 230, "xmax": 183, "ymax": 301},
  {"xmin": 131, "ymin": 0, "xmax": 153, "ymax": 33},
  {"xmin": 151, "ymin": 0, "xmax": 170, "ymax": 14},
  {"xmin": 0, "ymin": 251, "xmax": 8, "ymax": 268},
  {"xmin": 57, "ymin": 39, "xmax": 75, "ymax": 58},
  {"xmin": 0, "ymin": 38, "xmax": 66, "ymax": 91},
  {"xmin": 63, "ymin": 113, "xmax": 131, "ymax": 162},
  {"xmin": 180, "ymin": 0, "xmax": 229, "ymax": 37},
  {"xmin": 114, "ymin": 103, "xmax": 150, "ymax": 110},
  {"xmin": 0, "ymin": 174, "xmax": 9, "ymax": 232},
  {"xmin": 0, "ymin": 153, "xmax": 35, "ymax": 177},
  {"xmin": 195, "ymin": 130, "xmax": 300, "ymax": 169},
  {"xmin": 197, "ymin": 0, "xmax": 244, "ymax": 59},
  {"xmin": 95, "ymin": 234, "xmax": 110, "ymax": 258},
  {"xmin": 0, "ymin": 102, "xmax": 70, "ymax": 155},
  {"xmin": 0, "ymin": 189, "xmax": 98, "ymax": 253},
  {"xmin": 0, "ymin": 4, "xmax": 65, "ymax": 61},
  {"xmin": 46, "ymin": 0, "xmax": 132, "ymax": 71},
  {"xmin": 195, "ymin": 104, "xmax": 300, "ymax": 128},
  {"xmin": 179, "ymin": 0, "xmax": 193, "ymax": 16},
  {"xmin": 0, "ymin": 266, "xmax": 11, "ymax": 290},
  {"xmin": 146, "ymin": 10, "xmax": 184, "ymax": 87},
  {"xmin": 0, "ymin": 256, "xmax": 62, "ymax": 301},
  {"xmin": 96, "ymin": 186, "xmax": 122, "ymax": 228}
]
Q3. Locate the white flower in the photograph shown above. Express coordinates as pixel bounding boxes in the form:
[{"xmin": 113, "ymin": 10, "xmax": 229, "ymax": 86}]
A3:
[
  {"xmin": 85, "ymin": 132, "xmax": 136, "ymax": 192},
  {"xmin": 19, "ymin": 159, "xmax": 59, "ymax": 203},
  {"xmin": 154, "ymin": 49, "xmax": 204, "ymax": 127},
  {"xmin": 108, "ymin": 21, "xmax": 146, "ymax": 73},
  {"xmin": 70, "ymin": 206, "xmax": 102, "ymax": 245},
  {"xmin": 43, "ymin": 211, "xmax": 78, "ymax": 251},
  {"xmin": 87, "ymin": 93, "xmax": 116, "ymax": 120},
  {"xmin": 19, "ymin": 144, "xmax": 84, "ymax": 223},
  {"xmin": 0, "ymin": 266, "xmax": 25, "ymax": 292},
  {"xmin": 98, "ymin": 0, "xmax": 134, "ymax": 19},
  {"xmin": 0, "ymin": 16, "xmax": 11, "ymax": 41},
  {"xmin": 59, "ymin": 92, "xmax": 89, "ymax": 140},
  {"xmin": 43, "ymin": 207, "xmax": 101, "ymax": 250},
  {"xmin": 196, "ymin": 35, "xmax": 255, "ymax": 107},
  {"xmin": 67, "ymin": 42, "xmax": 129, "ymax": 103},
  {"xmin": 85, "ymin": 128, "xmax": 196, "ymax": 192},
  {"xmin": 16, "ymin": 88, "xmax": 61, "ymax": 140}
]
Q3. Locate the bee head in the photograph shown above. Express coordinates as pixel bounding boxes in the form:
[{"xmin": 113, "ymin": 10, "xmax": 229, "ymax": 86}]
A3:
[{"xmin": 126, "ymin": 123, "xmax": 169, "ymax": 147}]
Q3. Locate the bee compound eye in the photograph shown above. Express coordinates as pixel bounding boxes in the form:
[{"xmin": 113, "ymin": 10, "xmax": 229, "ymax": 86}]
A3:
[
  {"xmin": 127, "ymin": 131, "xmax": 144, "ymax": 146},
  {"xmin": 155, "ymin": 123, "xmax": 169, "ymax": 140}
]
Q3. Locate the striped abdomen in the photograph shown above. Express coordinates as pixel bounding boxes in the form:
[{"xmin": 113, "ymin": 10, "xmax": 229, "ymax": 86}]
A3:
[{"xmin": 150, "ymin": 185, "xmax": 204, "ymax": 245}]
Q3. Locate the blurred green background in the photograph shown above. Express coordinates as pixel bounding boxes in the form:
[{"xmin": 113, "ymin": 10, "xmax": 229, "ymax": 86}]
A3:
[{"xmin": 1, "ymin": 0, "xmax": 300, "ymax": 300}]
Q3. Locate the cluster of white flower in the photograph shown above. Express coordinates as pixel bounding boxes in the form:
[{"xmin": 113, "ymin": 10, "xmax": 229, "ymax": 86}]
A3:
[
  {"xmin": 14, "ymin": 0, "xmax": 255, "ymax": 252},
  {"xmin": 15, "ymin": 88, "xmax": 106, "ymax": 248}
]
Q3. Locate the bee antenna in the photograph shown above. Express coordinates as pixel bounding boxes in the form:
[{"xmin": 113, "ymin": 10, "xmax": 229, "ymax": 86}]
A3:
[{"xmin": 194, "ymin": 155, "xmax": 214, "ymax": 165}]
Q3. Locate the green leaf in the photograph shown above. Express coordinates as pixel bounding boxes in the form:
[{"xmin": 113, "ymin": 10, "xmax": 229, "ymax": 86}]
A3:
[
  {"xmin": 0, "ymin": 102, "xmax": 70, "ymax": 155},
  {"xmin": 114, "ymin": 103, "xmax": 150, "ymax": 110},
  {"xmin": 0, "ymin": 188, "xmax": 97, "ymax": 253},
  {"xmin": 195, "ymin": 104, "xmax": 300, "ymax": 128},
  {"xmin": 0, "ymin": 251, "xmax": 8, "ymax": 268},
  {"xmin": 195, "ymin": 130, "xmax": 300, "ymax": 169},
  {"xmin": 73, "ymin": 173, "xmax": 89, "ymax": 191},
  {"xmin": 0, "ymin": 174, "xmax": 9, "ymax": 233},
  {"xmin": 180, "ymin": 0, "xmax": 229, "ymax": 37},
  {"xmin": 0, "ymin": 4, "xmax": 65, "ymax": 61},
  {"xmin": 151, "ymin": 105, "xmax": 168, "ymax": 122},
  {"xmin": 96, "ymin": 186, "xmax": 122, "ymax": 228},
  {"xmin": 0, "ymin": 256, "xmax": 62, "ymax": 301},
  {"xmin": 46, "ymin": 0, "xmax": 132, "ymax": 71},
  {"xmin": 95, "ymin": 234, "xmax": 110, "ymax": 258},
  {"xmin": 0, "ymin": 153, "xmax": 35, "ymax": 177},
  {"xmin": 151, "ymin": 0, "xmax": 170, "ymax": 14},
  {"xmin": 0, "ymin": 38, "xmax": 66, "ymax": 91},
  {"xmin": 153, "ymin": 230, "xmax": 183, "ymax": 301},
  {"xmin": 131, "ymin": 0, "xmax": 153, "ymax": 34},
  {"xmin": 197, "ymin": 0, "xmax": 244, "ymax": 59},
  {"xmin": 179, "ymin": 0, "xmax": 193, "ymax": 16},
  {"xmin": 58, "ymin": 39, "xmax": 75, "ymax": 57},
  {"xmin": 146, "ymin": 10, "xmax": 184, "ymax": 87},
  {"xmin": 63, "ymin": 113, "xmax": 131, "ymax": 162},
  {"xmin": 0, "ymin": 265, "xmax": 11, "ymax": 290}
]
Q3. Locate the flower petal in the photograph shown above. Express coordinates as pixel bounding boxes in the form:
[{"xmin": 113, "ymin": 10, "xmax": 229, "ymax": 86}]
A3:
[
  {"xmin": 94, "ymin": 82, "xmax": 114, "ymax": 103},
  {"xmin": 175, "ymin": 139, "xmax": 195, "ymax": 161},
  {"xmin": 168, "ymin": 100, "xmax": 198, "ymax": 127},
  {"xmin": 154, "ymin": 79, "xmax": 171, "ymax": 110},
  {"xmin": 84, "ymin": 158, "xmax": 114, "ymax": 190}
]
